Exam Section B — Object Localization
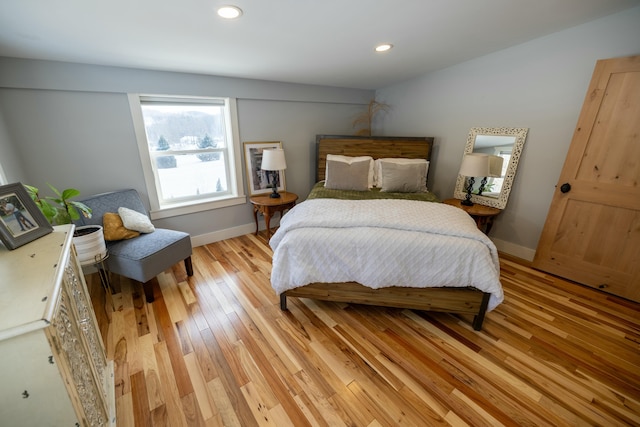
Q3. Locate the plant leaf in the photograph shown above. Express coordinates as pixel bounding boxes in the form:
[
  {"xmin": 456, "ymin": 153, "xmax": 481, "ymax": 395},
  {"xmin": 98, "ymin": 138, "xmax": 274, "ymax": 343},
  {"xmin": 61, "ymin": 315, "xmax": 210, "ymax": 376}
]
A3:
[
  {"xmin": 24, "ymin": 184, "xmax": 39, "ymax": 199},
  {"xmin": 68, "ymin": 201, "xmax": 92, "ymax": 218},
  {"xmin": 66, "ymin": 206, "xmax": 80, "ymax": 221},
  {"xmin": 39, "ymin": 200, "xmax": 57, "ymax": 223},
  {"xmin": 45, "ymin": 196, "xmax": 64, "ymax": 205},
  {"xmin": 53, "ymin": 207, "xmax": 72, "ymax": 225},
  {"xmin": 46, "ymin": 183, "xmax": 62, "ymax": 198},
  {"xmin": 61, "ymin": 188, "xmax": 81, "ymax": 201}
]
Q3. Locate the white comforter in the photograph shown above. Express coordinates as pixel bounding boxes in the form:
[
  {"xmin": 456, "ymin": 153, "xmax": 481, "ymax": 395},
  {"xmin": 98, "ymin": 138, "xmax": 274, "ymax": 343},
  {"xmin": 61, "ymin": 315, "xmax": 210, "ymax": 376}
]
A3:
[{"xmin": 270, "ymin": 199, "xmax": 504, "ymax": 311}]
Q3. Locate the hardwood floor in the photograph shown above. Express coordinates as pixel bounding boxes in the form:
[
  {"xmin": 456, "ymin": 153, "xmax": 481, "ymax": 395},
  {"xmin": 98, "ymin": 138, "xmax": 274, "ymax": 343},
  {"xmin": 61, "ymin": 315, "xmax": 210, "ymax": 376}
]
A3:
[{"xmin": 88, "ymin": 232, "xmax": 640, "ymax": 426}]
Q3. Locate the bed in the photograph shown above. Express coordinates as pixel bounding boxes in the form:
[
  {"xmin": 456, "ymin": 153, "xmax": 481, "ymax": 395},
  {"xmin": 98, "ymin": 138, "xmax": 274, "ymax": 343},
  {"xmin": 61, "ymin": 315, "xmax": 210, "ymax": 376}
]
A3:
[{"xmin": 270, "ymin": 135, "xmax": 503, "ymax": 330}]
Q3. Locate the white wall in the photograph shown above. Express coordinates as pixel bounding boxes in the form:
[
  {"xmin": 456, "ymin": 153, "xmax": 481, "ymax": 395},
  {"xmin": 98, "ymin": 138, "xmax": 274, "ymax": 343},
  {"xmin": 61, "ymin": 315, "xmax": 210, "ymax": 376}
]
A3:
[
  {"xmin": 376, "ymin": 6, "xmax": 640, "ymax": 259},
  {"xmin": 0, "ymin": 59, "xmax": 373, "ymax": 243}
]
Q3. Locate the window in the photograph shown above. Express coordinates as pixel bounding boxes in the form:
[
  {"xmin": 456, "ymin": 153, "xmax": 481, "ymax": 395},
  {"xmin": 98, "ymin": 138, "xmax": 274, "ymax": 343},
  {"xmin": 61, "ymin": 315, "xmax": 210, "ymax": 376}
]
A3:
[{"xmin": 129, "ymin": 95, "xmax": 245, "ymax": 219}]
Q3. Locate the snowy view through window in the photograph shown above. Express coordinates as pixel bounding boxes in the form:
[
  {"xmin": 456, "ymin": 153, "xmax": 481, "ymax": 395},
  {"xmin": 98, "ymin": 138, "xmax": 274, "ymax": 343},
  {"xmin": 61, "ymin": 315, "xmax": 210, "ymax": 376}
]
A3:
[{"xmin": 140, "ymin": 102, "xmax": 231, "ymax": 205}]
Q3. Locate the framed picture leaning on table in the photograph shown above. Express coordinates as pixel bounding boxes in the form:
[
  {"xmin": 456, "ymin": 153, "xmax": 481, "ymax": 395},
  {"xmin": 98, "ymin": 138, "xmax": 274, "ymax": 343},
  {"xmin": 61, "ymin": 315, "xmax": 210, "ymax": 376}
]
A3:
[
  {"xmin": 0, "ymin": 182, "xmax": 53, "ymax": 250},
  {"xmin": 243, "ymin": 141, "xmax": 285, "ymax": 196}
]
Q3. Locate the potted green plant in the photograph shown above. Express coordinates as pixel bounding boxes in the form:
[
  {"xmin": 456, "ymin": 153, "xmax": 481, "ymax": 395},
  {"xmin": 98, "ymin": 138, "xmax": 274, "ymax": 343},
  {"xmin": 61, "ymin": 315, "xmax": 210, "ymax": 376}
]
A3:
[{"xmin": 25, "ymin": 184, "xmax": 106, "ymax": 265}]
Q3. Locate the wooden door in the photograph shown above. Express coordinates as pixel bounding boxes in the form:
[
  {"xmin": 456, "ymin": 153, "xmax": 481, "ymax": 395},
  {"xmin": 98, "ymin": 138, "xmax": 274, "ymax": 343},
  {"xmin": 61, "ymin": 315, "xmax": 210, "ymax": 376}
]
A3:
[{"xmin": 533, "ymin": 55, "xmax": 640, "ymax": 303}]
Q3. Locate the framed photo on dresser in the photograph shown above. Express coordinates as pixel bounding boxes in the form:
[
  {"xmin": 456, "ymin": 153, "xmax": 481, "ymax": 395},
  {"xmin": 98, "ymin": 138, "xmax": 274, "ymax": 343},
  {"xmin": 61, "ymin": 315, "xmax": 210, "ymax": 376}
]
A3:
[{"xmin": 0, "ymin": 183, "xmax": 53, "ymax": 250}]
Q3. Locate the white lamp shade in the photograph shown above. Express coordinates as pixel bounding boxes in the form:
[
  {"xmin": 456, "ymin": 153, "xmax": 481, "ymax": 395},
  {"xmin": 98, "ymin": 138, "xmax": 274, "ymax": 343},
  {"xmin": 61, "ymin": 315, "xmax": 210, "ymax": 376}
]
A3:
[
  {"xmin": 459, "ymin": 153, "xmax": 491, "ymax": 177},
  {"xmin": 488, "ymin": 155, "xmax": 504, "ymax": 178},
  {"xmin": 261, "ymin": 148, "xmax": 287, "ymax": 171}
]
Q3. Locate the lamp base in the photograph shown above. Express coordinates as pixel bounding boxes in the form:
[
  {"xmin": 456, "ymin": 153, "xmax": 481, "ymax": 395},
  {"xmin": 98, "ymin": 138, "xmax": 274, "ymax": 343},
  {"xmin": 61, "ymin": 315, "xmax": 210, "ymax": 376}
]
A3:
[
  {"xmin": 477, "ymin": 176, "xmax": 488, "ymax": 196},
  {"xmin": 462, "ymin": 176, "xmax": 475, "ymax": 206},
  {"xmin": 269, "ymin": 183, "xmax": 281, "ymax": 198}
]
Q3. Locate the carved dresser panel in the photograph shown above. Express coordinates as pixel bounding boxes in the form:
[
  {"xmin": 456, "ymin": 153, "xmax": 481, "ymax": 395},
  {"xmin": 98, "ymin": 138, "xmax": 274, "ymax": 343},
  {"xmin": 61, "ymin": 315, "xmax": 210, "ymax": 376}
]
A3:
[{"xmin": 0, "ymin": 225, "xmax": 115, "ymax": 426}]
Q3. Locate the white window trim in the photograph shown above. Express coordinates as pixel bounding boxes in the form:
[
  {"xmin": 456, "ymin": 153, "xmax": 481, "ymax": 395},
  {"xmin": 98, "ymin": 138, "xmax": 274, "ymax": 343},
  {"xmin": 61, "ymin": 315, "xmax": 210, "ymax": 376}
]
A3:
[
  {"xmin": 128, "ymin": 94, "xmax": 246, "ymax": 220},
  {"xmin": 0, "ymin": 162, "xmax": 7, "ymax": 185}
]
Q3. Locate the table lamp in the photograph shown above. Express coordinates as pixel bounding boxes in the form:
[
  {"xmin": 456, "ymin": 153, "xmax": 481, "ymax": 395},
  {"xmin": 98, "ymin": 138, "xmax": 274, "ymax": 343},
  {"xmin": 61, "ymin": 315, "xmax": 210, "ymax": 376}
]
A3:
[
  {"xmin": 261, "ymin": 148, "xmax": 287, "ymax": 198},
  {"xmin": 458, "ymin": 153, "xmax": 491, "ymax": 206}
]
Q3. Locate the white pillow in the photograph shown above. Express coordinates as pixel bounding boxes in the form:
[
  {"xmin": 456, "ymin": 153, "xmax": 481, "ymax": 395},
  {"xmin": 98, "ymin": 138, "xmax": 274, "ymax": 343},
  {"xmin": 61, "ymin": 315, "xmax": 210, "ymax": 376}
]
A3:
[
  {"xmin": 377, "ymin": 159, "xmax": 429, "ymax": 192},
  {"xmin": 374, "ymin": 158, "xmax": 429, "ymax": 189},
  {"xmin": 326, "ymin": 154, "xmax": 374, "ymax": 188},
  {"xmin": 118, "ymin": 207, "xmax": 155, "ymax": 233}
]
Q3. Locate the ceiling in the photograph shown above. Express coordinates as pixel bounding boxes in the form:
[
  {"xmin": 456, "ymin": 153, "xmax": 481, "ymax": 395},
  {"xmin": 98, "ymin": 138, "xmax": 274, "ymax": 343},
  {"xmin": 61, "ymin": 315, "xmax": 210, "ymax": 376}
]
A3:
[{"xmin": 1, "ymin": 0, "xmax": 638, "ymax": 90}]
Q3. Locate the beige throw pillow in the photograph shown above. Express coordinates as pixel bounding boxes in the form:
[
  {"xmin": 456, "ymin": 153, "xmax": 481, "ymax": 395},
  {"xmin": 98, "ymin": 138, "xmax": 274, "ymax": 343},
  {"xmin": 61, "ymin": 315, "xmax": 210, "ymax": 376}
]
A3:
[
  {"xmin": 324, "ymin": 159, "xmax": 371, "ymax": 191},
  {"xmin": 374, "ymin": 158, "xmax": 429, "ymax": 189},
  {"xmin": 326, "ymin": 154, "xmax": 374, "ymax": 188},
  {"xmin": 379, "ymin": 161, "xmax": 429, "ymax": 192}
]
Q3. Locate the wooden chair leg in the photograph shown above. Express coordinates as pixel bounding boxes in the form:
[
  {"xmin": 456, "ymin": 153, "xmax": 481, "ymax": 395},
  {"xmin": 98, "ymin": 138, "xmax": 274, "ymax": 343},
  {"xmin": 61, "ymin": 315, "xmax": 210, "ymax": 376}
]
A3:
[
  {"xmin": 142, "ymin": 259, "xmax": 192, "ymax": 304},
  {"xmin": 143, "ymin": 280, "xmax": 155, "ymax": 303},
  {"xmin": 184, "ymin": 256, "xmax": 193, "ymax": 276}
]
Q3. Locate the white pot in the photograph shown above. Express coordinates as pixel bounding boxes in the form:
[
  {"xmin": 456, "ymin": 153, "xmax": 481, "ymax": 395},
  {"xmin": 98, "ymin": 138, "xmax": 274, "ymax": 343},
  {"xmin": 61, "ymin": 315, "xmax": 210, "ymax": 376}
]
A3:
[{"xmin": 73, "ymin": 225, "xmax": 107, "ymax": 266}]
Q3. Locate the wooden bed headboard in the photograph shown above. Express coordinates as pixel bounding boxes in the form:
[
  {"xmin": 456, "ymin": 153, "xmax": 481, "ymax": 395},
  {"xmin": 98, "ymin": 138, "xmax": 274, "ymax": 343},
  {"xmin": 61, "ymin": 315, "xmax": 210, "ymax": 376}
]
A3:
[{"xmin": 315, "ymin": 135, "xmax": 435, "ymax": 182}]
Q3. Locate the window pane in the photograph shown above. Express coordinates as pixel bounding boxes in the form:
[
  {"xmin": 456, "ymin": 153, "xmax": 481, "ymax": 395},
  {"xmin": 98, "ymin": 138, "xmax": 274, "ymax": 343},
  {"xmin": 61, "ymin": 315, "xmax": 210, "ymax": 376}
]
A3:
[
  {"xmin": 139, "ymin": 100, "xmax": 232, "ymax": 206},
  {"xmin": 140, "ymin": 103, "xmax": 227, "ymax": 152},
  {"xmin": 155, "ymin": 153, "xmax": 228, "ymax": 201}
]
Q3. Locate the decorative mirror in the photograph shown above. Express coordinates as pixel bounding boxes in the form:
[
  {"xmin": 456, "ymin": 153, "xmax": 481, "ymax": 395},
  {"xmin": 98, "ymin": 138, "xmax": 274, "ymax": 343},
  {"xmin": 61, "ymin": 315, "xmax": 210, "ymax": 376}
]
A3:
[{"xmin": 454, "ymin": 127, "xmax": 528, "ymax": 209}]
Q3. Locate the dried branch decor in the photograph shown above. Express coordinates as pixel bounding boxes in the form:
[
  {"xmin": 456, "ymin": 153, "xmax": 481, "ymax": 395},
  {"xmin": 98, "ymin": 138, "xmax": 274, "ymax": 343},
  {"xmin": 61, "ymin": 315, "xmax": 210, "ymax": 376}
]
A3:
[{"xmin": 352, "ymin": 99, "xmax": 390, "ymax": 136}]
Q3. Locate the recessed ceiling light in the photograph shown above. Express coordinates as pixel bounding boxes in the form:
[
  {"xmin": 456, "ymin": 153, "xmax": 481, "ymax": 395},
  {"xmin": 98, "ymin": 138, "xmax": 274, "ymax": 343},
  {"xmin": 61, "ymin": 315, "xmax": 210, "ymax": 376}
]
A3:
[
  {"xmin": 375, "ymin": 43, "xmax": 393, "ymax": 53},
  {"xmin": 217, "ymin": 5, "xmax": 243, "ymax": 19}
]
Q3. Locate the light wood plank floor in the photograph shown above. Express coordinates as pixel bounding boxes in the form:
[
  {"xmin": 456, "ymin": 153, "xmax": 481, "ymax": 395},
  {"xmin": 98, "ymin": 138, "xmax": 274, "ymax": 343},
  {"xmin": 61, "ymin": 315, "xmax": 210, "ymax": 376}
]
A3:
[{"xmin": 88, "ymin": 232, "xmax": 640, "ymax": 427}]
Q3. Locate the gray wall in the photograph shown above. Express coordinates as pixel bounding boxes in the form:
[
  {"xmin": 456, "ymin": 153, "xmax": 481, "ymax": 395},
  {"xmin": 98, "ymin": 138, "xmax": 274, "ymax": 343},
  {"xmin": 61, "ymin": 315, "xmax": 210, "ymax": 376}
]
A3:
[
  {"xmin": 376, "ymin": 6, "xmax": 640, "ymax": 259},
  {"xmin": 0, "ymin": 59, "xmax": 373, "ymax": 243}
]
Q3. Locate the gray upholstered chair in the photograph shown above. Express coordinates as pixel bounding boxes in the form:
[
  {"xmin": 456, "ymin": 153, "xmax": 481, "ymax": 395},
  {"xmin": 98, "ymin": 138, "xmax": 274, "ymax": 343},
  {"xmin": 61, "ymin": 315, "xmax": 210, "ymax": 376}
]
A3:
[{"xmin": 76, "ymin": 189, "xmax": 193, "ymax": 302}]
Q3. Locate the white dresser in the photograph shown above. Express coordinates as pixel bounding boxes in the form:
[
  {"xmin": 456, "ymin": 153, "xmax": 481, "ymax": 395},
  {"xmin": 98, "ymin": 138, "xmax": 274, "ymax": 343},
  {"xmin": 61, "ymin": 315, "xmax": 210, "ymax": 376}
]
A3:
[{"xmin": 0, "ymin": 225, "xmax": 116, "ymax": 426}]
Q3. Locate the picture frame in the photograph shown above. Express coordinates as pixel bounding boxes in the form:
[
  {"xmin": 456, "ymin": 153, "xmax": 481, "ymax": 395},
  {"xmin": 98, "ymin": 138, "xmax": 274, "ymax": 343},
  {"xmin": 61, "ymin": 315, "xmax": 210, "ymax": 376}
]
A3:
[
  {"xmin": 243, "ymin": 141, "xmax": 285, "ymax": 196},
  {"xmin": 0, "ymin": 182, "xmax": 53, "ymax": 250}
]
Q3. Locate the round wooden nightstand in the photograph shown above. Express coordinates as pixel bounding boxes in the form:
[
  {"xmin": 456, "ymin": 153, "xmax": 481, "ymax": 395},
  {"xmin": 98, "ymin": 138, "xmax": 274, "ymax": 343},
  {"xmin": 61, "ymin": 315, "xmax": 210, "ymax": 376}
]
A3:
[
  {"xmin": 250, "ymin": 192, "xmax": 298, "ymax": 239},
  {"xmin": 443, "ymin": 198, "xmax": 502, "ymax": 234}
]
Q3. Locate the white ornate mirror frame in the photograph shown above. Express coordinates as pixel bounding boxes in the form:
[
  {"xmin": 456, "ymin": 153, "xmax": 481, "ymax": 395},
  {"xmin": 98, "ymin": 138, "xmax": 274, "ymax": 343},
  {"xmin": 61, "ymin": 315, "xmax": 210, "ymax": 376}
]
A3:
[{"xmin": 454, "ymin": 127, "xmax": 528, "ymax": 209}]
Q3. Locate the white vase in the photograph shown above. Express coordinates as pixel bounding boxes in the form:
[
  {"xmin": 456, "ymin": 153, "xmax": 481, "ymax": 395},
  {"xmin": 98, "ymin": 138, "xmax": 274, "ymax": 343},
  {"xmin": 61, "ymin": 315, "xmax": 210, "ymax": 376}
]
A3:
[{"xmin": 73, "ymin": 225, "xmax": 107, "ymax": 266}]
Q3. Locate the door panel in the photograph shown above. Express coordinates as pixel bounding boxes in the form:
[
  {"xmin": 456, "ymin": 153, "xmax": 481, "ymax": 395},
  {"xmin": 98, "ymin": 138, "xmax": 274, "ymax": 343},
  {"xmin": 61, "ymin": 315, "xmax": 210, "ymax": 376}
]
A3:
[{"xmin": 533, "ymin": 55, "xmax": 640, "ymax": 303}]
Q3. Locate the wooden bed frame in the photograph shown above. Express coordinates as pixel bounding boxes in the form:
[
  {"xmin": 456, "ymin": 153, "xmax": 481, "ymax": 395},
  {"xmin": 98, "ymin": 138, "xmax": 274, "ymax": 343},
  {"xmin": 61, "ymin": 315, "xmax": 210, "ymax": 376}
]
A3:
[{"xmin": 279, "ymin": 135, "xmax": 492, "ymax": 331}]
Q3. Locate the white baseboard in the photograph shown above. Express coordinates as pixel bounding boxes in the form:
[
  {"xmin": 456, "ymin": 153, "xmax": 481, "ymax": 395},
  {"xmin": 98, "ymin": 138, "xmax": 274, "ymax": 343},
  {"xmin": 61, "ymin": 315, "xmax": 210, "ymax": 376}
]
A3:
[
  {"xmin": 190, "ymin": 224, "xmax": 253, "ymax": 247},
  {"xmin": 490, "ymin": 237, "xmax": 536, "ymax": 261},
  {"xmin": 191, "ymin": 218, "xmax": 282, "ymax": 247}
]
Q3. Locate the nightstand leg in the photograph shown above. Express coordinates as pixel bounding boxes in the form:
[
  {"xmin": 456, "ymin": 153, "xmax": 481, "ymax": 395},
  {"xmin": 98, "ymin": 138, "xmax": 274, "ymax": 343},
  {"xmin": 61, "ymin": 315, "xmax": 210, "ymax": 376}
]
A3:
[
  {"xmin": 253, "ymin": 206, "xmax": 259, "ymax": 235},
  {"xmin": 485, "ymin": 218, "xmax": 494, "ymax": 235},
  {"xmin": 265, "ymin": 212, "xmax": 272, "ymax": 239},
  {"xmin": 478, "ymin": 217, "xmax": 495, "ymax": 234}
]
